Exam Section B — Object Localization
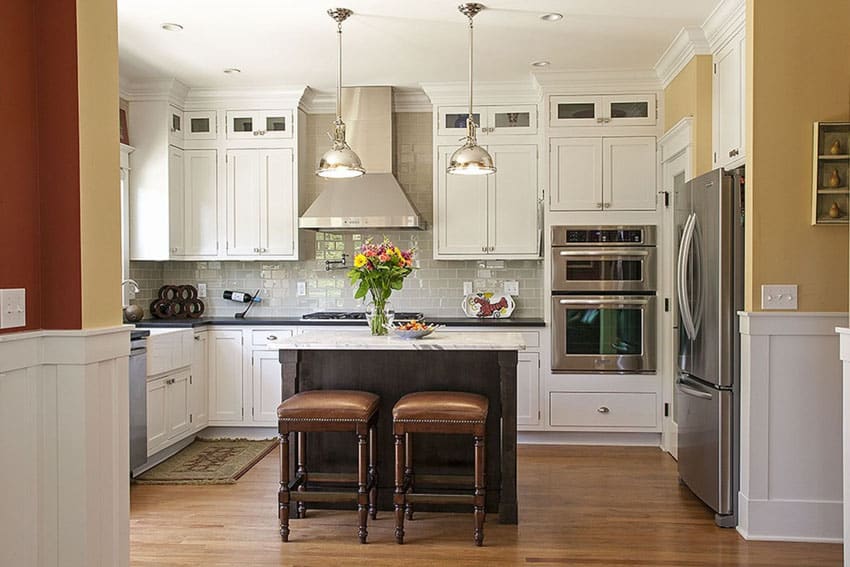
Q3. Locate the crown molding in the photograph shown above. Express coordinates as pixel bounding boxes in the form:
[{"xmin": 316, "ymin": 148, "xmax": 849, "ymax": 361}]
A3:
[
  {"xmin": 184, "ymin": 85, "xmax": 307, "ymax": 110},
  {"xmin": 532, "ymin": 69, "xmax": 662, "ymax": 94},
  {"xmin": 654, "ymin": 27, "xmax": 711, "ymax": 88},
  {"xmin": 420, "ymin": 80, "xmax": 541, "ymax": 106},
  {"xmin": 122, "ymin": 78, "xmax": 189, "ymax": 106},
  {"xmin": 299, "ymin": 87, "xmax": 432, "ymax": 114},
  {"xmin": 702, "ymin": 0, "xmax": 746, "ymax": 52}
]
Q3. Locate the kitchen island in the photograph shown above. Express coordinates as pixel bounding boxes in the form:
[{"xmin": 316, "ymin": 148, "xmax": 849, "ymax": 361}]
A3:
[{"xmin": 271, "ymin": 330, "xmax": 526, "ymax": 524}]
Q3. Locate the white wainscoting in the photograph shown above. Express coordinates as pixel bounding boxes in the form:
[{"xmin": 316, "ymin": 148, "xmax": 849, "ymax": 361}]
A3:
[
  {"xmin": 836, "ymin": 327, "xmax": 850, "ymax": 565},
  {"xmin": 0, "ymin": 326, "xmax": 130, "ymax": 567},
  {"xmin": 738, "ymin": 312, "xmax": 847, "ymax": 542}
]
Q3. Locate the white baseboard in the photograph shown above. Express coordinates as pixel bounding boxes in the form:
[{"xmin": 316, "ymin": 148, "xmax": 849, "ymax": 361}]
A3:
[
  {"xmin": 737, "ymin": 492, "xmax": 843, "ymax": 543},
  {"xmin": 518, "ymin": 431, "xmax": 661, "ymax": 447}
]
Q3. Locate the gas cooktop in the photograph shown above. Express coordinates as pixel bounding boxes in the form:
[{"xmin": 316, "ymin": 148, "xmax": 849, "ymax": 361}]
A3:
[{"xmin": 301, "ymin": 311, "xmax": 424, "ymax": 321}]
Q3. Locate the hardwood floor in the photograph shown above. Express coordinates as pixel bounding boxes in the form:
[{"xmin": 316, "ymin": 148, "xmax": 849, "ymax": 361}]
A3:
[{"xmin": 130, "ymin": 444, "xmax": 842, "ymax": 566}]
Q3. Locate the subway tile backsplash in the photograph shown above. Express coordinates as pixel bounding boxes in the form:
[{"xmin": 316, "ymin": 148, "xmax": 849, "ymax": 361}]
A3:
[{"xmin": 130, "ymin": 112, "xmax": 543, "ymax": 319}]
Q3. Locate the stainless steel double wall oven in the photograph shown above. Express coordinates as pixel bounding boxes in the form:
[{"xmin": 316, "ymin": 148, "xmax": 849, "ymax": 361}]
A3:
[{"xmin": 551, "ymin": 225, "xmax": 657, "ymax": 373}]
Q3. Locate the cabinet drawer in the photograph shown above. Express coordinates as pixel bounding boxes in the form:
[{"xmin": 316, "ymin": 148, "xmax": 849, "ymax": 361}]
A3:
[
  {"xmin": 549, "ymin": 392, "xmax": 656, "ymax": 428},
  {"xmin": 251, "ymin": 328, "xmax": 294, "ymax": 347}
]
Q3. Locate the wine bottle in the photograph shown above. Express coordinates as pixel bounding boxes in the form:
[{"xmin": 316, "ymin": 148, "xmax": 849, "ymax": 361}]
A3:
[{"xmin": 223, "ymin": 290, "xmax": 253, "ymax": 303}]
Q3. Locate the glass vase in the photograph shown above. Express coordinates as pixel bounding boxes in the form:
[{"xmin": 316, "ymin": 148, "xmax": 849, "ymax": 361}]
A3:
[{"xmin": 365, "ymin": 299, "xmax": 395, "ymax": 336}]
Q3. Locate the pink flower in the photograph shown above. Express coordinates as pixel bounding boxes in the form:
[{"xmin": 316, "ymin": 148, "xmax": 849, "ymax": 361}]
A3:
[
  {"xmin": 379, "ymin": 253, "xmax": 390, "ymax": 262},
  {"xmin": 364, "ymin": 249, "xmax": 376, "ymax": 257}
]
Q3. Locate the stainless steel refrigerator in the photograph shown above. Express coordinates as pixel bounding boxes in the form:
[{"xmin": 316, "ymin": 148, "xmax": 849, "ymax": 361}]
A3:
[{"xmin": 674, "ymin": 167, "xmax": 744, "ymax": 528}]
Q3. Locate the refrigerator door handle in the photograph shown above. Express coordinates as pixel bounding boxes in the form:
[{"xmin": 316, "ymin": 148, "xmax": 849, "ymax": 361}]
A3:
[
  {"xmin": 677, "ymin": 213, "xmax": 698, "ymax": 340},
  {"xmin": 676, "ymin": 377, "xmax": 714, "ymax": 400}
]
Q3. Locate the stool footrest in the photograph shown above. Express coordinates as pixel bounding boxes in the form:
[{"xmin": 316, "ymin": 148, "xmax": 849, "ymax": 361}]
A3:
[
  {"xmin": 303, "ymin": 472, "xmax": 358, "ymax": 483},
  {"xmin": 414, "ymin": 474, "xmax": 474, "ymax": 486},
  {"xmin": 291, "ymin": 491, "xmax": 359, "ymax": 504},
  {"xmin": 405, "ymin": 493, "xmax": 475, "ymax": 505}
]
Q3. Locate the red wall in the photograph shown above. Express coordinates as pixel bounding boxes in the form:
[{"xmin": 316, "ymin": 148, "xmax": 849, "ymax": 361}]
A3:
[{"xmin": 0, "ymin": 0, "xmax": 82, "ymax": 333}]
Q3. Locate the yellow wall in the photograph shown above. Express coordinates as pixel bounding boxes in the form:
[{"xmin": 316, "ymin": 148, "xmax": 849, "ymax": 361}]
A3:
[
  {"xmin": 77, "ymin": 0, "xmax": 122, "ymax": 328},
  {"xmin": 746, "ymin": 0, "xmax": 850, "ymax": 312},
  {"xmin": 664, "ymin": 55, "xmax": 713, "ymax": 176}
]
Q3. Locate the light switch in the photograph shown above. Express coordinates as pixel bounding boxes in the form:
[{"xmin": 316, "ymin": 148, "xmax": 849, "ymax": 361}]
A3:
[
  {"xmin": 0, "ymin": 288, "xmax": 26, "ymax": 329},
  {"xmin": 504, "ymin": 281, "xmax": 519, "ymax": 295},
  {"xmin": 761, "ymin": 284, "xmax": 798, "ymax": 310},
  {"xmin": 197, "ymin": 283, "xmax": 207, "ymax": 298},
  {"xmin": 296, "ymin": 282, "xmax": 307, "ymax": 296},
  {"xmin": 463, "ymin": 281, "xmax": 473, "ymax": 295}
]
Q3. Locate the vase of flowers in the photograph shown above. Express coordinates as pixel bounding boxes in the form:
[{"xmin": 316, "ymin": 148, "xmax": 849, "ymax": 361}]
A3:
[{"xmin": 348, "ymin": 238, "xmax": 415, "ymax": 336}]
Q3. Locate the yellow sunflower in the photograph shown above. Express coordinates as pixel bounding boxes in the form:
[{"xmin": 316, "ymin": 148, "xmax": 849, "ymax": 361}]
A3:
[{"xmin": 354, "ymin": 254, "xmax": 368, "ymax": 268}]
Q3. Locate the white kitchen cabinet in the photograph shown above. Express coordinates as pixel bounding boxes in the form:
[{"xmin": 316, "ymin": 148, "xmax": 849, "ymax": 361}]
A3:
[
  {"xmin": 226, "ymin": 109, "xmax": 293, "ymax": 140},
  {"xmin": 549, "ymin": 392, "xmax": 657, "ymax": 428},
  {"xmin": 191, "ymin": 332, "xmax": 209, "ymax": 432},
  {"xmin": 168, "ymin": 105, "xmax": 184, "ymax": 147},
  {"xmin": 146, "ymin": 368, "xmax": 192, "ymax": 456},
  {"xmin": 208, "ymin": 330, "xmax": 245, "ymax": 423},
  {"xmin": 517, "ymin": 352, "xmax": 540, "ymax": 426},
  {"xmin": 171, "ymin": 149, "xmax": 218, "ymax": 257},
  {"xmin": 437, "ymin": 105, "xmax": 537, "ymax": 137},
  {"xmin": 226, "ymin": 148, "xmax": 297, "ymax": 259},
  {"xmin": 550, "ymin": 136, "xmax": 656, "ymax": 212},
  {"xmin": 435, "ymin": 144, "xmax": 539, "ymax": 259},
  {"xmin": 184, "ymin": 110, "xmax": 217, "ymax": 141},
  {"xmin": 146, "ymin": 378, "xmax": 168, "ymax": 454},
  {"xmin": 713, "ymin": 30, "xmax": 746, "ymax": 169},
  {"xmin": 166, "ymin": 371, "xmax": 191, "ymax": 440},
  {"xmin": 251, "ymin": 350, "xmax": 283, "ymax": 424},
  {"xmin": 549, "ymin": 94, "xmax": 656, "ymax": 128}
]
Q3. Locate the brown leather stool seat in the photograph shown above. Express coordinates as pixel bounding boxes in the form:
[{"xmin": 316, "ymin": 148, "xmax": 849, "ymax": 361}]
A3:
[
  {"xmin": 392, "ymin": 391, "xmax": 489, "ymax": 546},
  {"xmin": 277, "ymin": 390, "xmax": 379, "ymax": 544}
]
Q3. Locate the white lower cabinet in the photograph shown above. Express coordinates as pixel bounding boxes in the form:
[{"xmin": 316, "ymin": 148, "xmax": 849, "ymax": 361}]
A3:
[
  {"xmin": 146, "ymin": 369, "xmax": 192, "ymax": 456},
  {"xmin": 549, "ymin": 392, "xmax": 657, "ymax": 429},
  {"xmin": 517, "ymin": 352, "xmax": 541, "ymax": 426},
  {"xmin": 208, "ymin": 330, "xmax": 245, "ymax": 423},
  {"xmin": 190, "ymin": 331, "xmax": 209, "ymax": 432},
  {"xmin": 251, "ymin": 350, "xmax": 283, "ymax": 424}
]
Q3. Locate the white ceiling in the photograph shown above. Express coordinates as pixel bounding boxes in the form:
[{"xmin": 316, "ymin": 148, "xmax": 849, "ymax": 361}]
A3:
[{"xmin": 118, "ymin": 0, "xmax": 720, "ymax": 92}]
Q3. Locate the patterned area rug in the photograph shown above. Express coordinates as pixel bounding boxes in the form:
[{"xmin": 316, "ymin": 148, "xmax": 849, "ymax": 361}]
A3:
[{"xmin": 134, "ymin": 438, "xmax": 277, "ymax": 485}]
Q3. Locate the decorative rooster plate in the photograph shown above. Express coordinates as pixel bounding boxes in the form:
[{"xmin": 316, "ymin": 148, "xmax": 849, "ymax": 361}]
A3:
[{"xmin": 462, "ymin": 292, "xmax": 516, "ymax": 318}]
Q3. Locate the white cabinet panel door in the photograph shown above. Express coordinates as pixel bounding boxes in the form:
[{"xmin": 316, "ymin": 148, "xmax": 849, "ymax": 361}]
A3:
[
  {"xmin": 261, "ymin": 148, "xmax": 295, "ymax": 257},
  {"xmin": 604, "ymin": 137, "xmax": 657, "ymax": 211},
  {"xmin": 251, "ymin": 350, "xmax": 282, "ymax": 425},
  {"xmin": 168, "ymin": 105, "xmax": 184, "ymax": 148},
  {"xmin": 714, "ymin": 34, "xmax": 745, "ymax": 168},
  {"xmin": 208, "ymin": 330, "xmax": 244, "ymax": 422},
  {"xmin": 166, "ymin": 371, "xmax": 191, "ymax": 440},
  {"xmin": 182, "ymin": 149, "xmax": 218, "ymax": 256},
  {"xmin": 517, "ymin": 352, "xmax": 540, "ymax": 426},
  {"xmin": 167, "ymin": 148, "xmax": 185, "ymax": 256},
  {"xmin": 436, "ymin": 146, "xmax": 489, "ymax": 256},
  {"xmin": 191, "ymin": 333, "xmax": 209, "ymax": 432},
  {"xmin": 146, "ymin": 378, "xmax": 167, "ymax": 455},
  {"xmin": 488, "ymin": 145, "xmax": 539, "ymax": 255},
  {"xmin": 226, "ymin": 150, "xmax": 262, "ymax": 256},
  {"xmin": 550, "ymin": 138, "xmax": 603, "ymax": 211}
]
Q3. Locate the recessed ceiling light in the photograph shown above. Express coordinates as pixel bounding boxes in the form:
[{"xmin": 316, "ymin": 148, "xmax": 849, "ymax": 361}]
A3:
[
  {"xmin": 540, "ymin": 13, "xmax": 563, "ymax": 22},
  {"xmin": 223, "ymin": 68, "xmax": 241, "ymax": 74},
  {"xmin": 531, "ymin": 60, "xmax": 551, "ymax": 67},
  {"xmin": 160, "ymin": 22, "xmax": 184, "ymax": 32}
]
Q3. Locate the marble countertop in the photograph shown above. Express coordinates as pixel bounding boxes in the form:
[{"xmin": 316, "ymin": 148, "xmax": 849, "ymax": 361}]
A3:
[
  {"xmin": 270, "ymin": 330, "xmax": 527, "ymax": 351},
  {"xmin": 136, "ymin": 316, "xmax": 545, "ymax": 329}
]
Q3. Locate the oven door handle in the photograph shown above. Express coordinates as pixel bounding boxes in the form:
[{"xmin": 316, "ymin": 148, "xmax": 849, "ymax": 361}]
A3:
[
  {"xmin": 558, "ymin": 250, "xmax": 649, "ymax": 257},
  {"xmin": 677, "ymin": 213, "xmax": 698, "ymax": 341},
  {"xmin": 557, "ymin": 298, "xmax": 649, "ymax": 306}
]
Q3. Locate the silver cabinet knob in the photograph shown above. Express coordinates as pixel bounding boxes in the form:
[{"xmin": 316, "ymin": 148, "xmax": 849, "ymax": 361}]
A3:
[
  {"xmin": 170, "ymin": 247, "xmax": 177, "ymax": 253},
  {"xmin": 597, "ymin": 406, "xmax": 610, "ymax": 414},
  {"xmin": 596, "ymin": 117, "xmax": 604, "ymax": 124},
  {"xmin": 596, "ymin": 202, "xmax": 603, "ymax": 209},
  {"xmin": 253, "ymin": 247, "xmax": 259, "ymax": 253},
  {"xmin": 194, "ymin": 336, "xmax": 200, "ymax": 341},
  {"xmin": 267, "ymin": 335, "xmax": 277, "ymax": 341},
  {"xmin": 729, "ymin": 148, "xmax": 739, "ymax": 158},
  {"xmin": 603, "ymin": 202, "xmax": 611, "ymax": 208}
]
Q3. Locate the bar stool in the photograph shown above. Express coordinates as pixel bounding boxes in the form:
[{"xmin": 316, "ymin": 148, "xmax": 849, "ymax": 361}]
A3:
[
  {"xmin": 277, "ymin": 390, "xmax": 379, "ymax": 544},
  {"xmin": 392, "ymin": 391, "xmax": 489, "ymax": 546}
]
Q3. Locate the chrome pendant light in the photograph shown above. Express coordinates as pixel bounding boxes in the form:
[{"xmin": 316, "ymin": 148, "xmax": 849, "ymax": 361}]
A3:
[
  {"xmin": 448, "ymin": 3, "xmax": 495, "ymax": 176},
  {"xmin": 317, "ymin": 8, "xmax": 365, "ymax": 179}
]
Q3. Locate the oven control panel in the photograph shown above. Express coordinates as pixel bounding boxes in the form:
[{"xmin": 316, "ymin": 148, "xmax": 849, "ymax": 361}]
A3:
[{"xmin": 552, "ymin": 225, "xmax": 656, "ymax": 247}]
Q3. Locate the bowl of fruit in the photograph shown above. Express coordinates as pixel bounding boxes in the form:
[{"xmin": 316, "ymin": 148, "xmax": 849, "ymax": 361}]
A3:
[{"xmin": 389, "ymin": 320, "xmax": 439, "ymax": 340}]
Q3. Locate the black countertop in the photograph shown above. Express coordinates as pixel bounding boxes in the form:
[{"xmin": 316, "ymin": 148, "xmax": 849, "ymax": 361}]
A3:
[{"xmin": 135, "ymin": 316, "xmax": 545, "ymax": 329}]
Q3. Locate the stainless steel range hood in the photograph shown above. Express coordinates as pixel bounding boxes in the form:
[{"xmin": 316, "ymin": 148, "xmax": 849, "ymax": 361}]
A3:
[{"xmin": 300, "ymin": 86, "xmax": 425, "ymax": 230}]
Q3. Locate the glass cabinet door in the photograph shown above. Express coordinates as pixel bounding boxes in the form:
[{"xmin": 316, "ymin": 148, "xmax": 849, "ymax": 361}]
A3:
[
  {"xmin": 257, "ymin": 110, "xmax": 293, "ymax": 139},
  {"xmin": 226, "ymin": 111, "xmax": 256, "ymax": 140},
  {"xmin": 549, "ymin": 96, "xmax": 602, "ymax": 127},
  {"xmin": 168, "ymin": 105, "xmax": 184, "ymax": 147},
  {"xmin": 184, "ymin": 110, "xmax": 217, "ymax": 141},
  {"xmin": 602, "ymin": 94, "xmax": 656, "ymax": 126},
  {"xmin": 486, "ymin": 105, "xmax": 537, "ymax": 135},
  {"xmin": 438, "ymin": 106, "xmax": 484, "ymax": 136}
]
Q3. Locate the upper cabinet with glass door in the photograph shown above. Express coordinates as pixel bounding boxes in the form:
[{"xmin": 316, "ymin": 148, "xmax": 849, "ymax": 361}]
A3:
[
  {"xmin": 437, "ymin": 105, "xmax": 537, "ymax": 137},
  {"xmin": 184, "ymin": 111, "xmax": 217, "ymax": 141},
  {"xmin": 549, "ymin": 94, "xmax": 656, "ymax": 128},
  {"xmin": 226, "ymin": 109, "xmax": 293, "ymax": 140}
]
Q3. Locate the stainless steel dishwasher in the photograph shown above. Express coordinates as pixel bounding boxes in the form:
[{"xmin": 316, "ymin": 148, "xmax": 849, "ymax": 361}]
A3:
[{"xmin": 129, "ymin": 329, "xmax": 149, "ymax": 475}]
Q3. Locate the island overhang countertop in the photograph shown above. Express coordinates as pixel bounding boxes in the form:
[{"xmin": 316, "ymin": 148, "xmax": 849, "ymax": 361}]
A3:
[{"xmin": 270, "ymin": 330, "xmax": 527, "ymax": 351}]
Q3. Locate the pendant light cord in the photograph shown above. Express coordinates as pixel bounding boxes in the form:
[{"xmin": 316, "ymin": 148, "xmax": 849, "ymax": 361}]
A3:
[
  {"xmin": 337, "ymin": 21, "xmax": 343, "ymax": 122},
  {"xmin": 467, "ymin": 14, "xmax": 474, "ymax": 138}
]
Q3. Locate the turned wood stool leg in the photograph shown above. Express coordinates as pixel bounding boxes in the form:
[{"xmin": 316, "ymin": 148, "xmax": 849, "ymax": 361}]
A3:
[
  {"xmin": 404, "ymin": 432, "xmax": 414, "ymax": 520},
  {"xmin": 357, "ymin": 432, "xmax": 369, "ymax": 544},
  {"xmin": 279, "ymin": 432, "xmax": 291, "ymax": 542},
  {"xmin": 296, "ymin": 432, "xmax": 307, "ymax": 519},
  {"xmin": 368, "ymin": 426, "xmax": 378, "ymax": 520},
  {"xmin": 394, "ymin": 433, "xmax": 406, "ymax": 544},
  {"xmin": 473, "ymin": 435, "xmax": 485, "ymax": 547}
]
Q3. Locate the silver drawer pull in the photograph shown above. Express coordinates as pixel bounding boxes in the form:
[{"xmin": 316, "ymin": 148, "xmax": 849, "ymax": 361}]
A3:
[
  {"xmin": 267, "ymin": 335, "xmax": 278, "ymax": 341},
  {"xmin": 558, "ymin": 250, "xmax": 648, "ymax": 257},
  {"xmin": 597, "ymin": 406, "xmax": 610, "ymax": 414},
  {"xmin": 558, "ymin": 298, "xmax": 648, "ymax": 306}
]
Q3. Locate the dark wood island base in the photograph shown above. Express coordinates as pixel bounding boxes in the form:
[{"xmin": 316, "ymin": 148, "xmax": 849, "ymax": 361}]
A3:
[{"xmin": 279, "ymin": 343, "xmax": 520, "ymax": 524}]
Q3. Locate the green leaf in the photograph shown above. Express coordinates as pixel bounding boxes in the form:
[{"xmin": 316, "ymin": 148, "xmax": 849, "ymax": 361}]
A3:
[{"xmin": 354, "ymin": 281, "xmax": 369, "ymax": 299}]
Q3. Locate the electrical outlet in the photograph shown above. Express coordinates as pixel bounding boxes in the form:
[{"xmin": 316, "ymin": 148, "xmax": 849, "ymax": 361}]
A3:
[
  {"xmin": 504, "ymin": 281, "xmax": 519, "ymax": 295},
  {"xmin": 197, "ymin": 283, "xmax": 207, "ymax": 298},
  {"xmin": 296, "ymin": 281, "xmax": 307, "ymax": 296},
  {"xmin": 463, "ymin": 281, "xmax": 473, "ymax": 295},
  {"xmin": 761, "ymin": 284, "xmax": 798, "ymax": 310},
  {"xmin": 0, "ymin": 288, "xmax": 26, "ymax": 329}
]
